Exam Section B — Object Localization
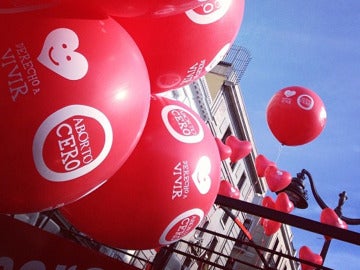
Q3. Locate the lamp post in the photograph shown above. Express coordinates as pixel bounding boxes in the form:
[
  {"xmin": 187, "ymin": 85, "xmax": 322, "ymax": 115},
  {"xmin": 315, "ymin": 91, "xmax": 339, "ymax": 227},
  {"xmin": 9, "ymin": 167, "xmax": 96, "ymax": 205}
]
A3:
[{"xmin": 277, "ymin": 169, "xmax": 360, "ymax": 261}]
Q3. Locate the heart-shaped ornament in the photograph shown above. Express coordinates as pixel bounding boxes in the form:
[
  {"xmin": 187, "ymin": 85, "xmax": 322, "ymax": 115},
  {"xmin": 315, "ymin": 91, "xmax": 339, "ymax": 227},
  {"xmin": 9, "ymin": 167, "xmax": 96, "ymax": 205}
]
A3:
[
  {"xmin": 299, "ymin": 246, "xmax": 323, "ymax": 270},
  {"xmin": 262, "ymin": 218, "xmax": 281, "ymax": 236},
  {"xmin": 255, "ymin": 154, "xmax": 276, "ymax": 177},
  {"xmin": 275, "ymin": 192, "xmax": 294, "ymax": 213},
  {"xmin": 284, "ymin": 89, "xmax": 296, "ymax": 97},
  {"xmin": 320, "ymin": 208, "xmax": 348, "ymax": 240},
  {"xmin": 218, "ymin": 180, "xmax": 240, "ymax": 199},
  {"xmin": 215, "ymin": 137, "xmax": 232, "ymax": 161},
  {"xmin": 264, "ymin": 166, "xmax": 292, "ymax": 192},
  {"xmin": 225, "ymin": 135, "xmax": 252, "ymax": 163}
]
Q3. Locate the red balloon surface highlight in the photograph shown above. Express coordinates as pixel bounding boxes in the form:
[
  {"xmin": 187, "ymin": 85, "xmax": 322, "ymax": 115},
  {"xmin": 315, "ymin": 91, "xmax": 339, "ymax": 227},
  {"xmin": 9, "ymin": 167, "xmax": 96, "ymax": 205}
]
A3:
[
  {"xmin": 60, "ymin": 95, "xmax": 221, "ymax": 250},
  {"xmin": 65, "ymin": 0, "xmax": 204, "ymax": 17},
  {"xmin": 0, "ymin": 9, "xmax": 150, "ymax": 214},
  {"xmin": 266, "ymin": 86, "xmax": 327, "ymax": 146},
  {"xmin": 113, "ymin": 0, "xmax": 245, "ymax": 93}
]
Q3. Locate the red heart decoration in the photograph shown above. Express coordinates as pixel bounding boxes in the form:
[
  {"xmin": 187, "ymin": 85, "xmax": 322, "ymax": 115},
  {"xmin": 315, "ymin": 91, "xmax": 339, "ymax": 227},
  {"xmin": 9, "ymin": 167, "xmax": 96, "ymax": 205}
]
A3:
[
  {"xmin": 264, "ymin": 166, "xmax": 292, "ymax": 192},
  {"xmin": 225, "ymin": 135, "xmax": 252, "ymax": 163},
  {"xmin": 275, "ymin": 192, "xmax": 294, "ymax": 213},
  {"xmin": 255, "ymin": 154, "xmax": 276, "ymax": 177},
  {"xmin": 320, "ymin": 208, "xmax": 348, "ymax": 240},
  {"xmin": 262, "ymin": 218, "xmax": 282, "ymax": 236},
  {"xmin": 262, "ymin": 196, "xmax": 276, "ymax": 208},
  {"xmin": 218, "ymin": 180, "xmax": 240, "ymax": 199},
  {"xmin": 299, "ymin": 246, "xmax": 323, "ymax": 270},
  {"xmin": 215, "ymin": 137, "xmax": 232, "ymax": 161},
  {"xmin": 260, "ymin": 196, "xmax": 281, "ymax": 235}
]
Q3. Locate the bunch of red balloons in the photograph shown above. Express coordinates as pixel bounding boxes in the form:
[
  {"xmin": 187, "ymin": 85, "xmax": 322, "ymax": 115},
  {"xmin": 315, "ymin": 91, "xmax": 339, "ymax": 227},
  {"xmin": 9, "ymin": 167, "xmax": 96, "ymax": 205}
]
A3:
[{"xmin": 1, "ymin": 0, "xmax": 245, "ymax": 249}]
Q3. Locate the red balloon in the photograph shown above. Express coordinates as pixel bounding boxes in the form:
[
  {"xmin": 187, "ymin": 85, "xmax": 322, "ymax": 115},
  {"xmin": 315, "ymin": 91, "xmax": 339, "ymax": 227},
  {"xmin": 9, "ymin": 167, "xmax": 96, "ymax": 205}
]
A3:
[
  {"xmin": 218, "ymin": 180, "xmax": 240, "ymax": 199},
  {"xmin": 255, "ymin": 154, "xmax": 276, "ymax": 178},
  {"xmin": 261, "ymin": 196, "xmax": 281, "ymax": 236},
  {"xmin": 113, "ymin": 0, "xmax": 245, "ymax": 93},
  {"xmin": 0, "ymin": 9, "xmax": 150, "ymax": 213},
  {"xmin": 262, "ymin": 196, "xmax": 276, "ymax": 209},
  {"xmin": 225, "ymin": 135, "xmax": 252, "ymax": 163},
  {"xmin": 60, "ymin": 95, "xmax": 221, "ymax": 250},
  {"xmin": 299, "ymin": 246, "xmax": 323, "ymax": 270},
  {"xmin": 262, "ymin": 218, "xmax": 282, "ymax": 236},
  {"xmin": 264, "ymin": 166, "xmax": 292, "ymax": 193},
  {"xmin": 266, "ymin": 86, "xmax": 327, "ymax": 146},
  {"xmin": 320, "ymin": 208, "xmax": 348, "ymax": 240},
  {"xmin": 275, "ymin": 192, "xmax": 294, "ymax": 214},
  {"xmin": 215, "ymin": 137, "xmax": 232, "ymax": 160}
]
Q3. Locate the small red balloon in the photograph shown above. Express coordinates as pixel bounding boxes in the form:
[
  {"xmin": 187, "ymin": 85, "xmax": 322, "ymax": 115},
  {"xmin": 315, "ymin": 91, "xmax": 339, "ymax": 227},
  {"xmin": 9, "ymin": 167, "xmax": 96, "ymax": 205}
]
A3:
[
  {"xmin": 262, "ymin": 218, "xmax": 282, "ymax": 236},
  {"xmin": 264, "ymin": 166, "xmax": 292, "ymax": 193},
  {"xmin": 262, "ymin": 196, "xmax": 276, "ymax": 209},
  {"xmin": 320, "ymin": 208, "xmax": 348, "ymax": 240},
  {"xmin": 255, "ymin": 154, "xmax": 276, "ymax": 177},
  {"xmin": 60, "ymin": 95, "xmax": 221, "ymax": 250},
  {"xmin": 275, "ymin": 192, "xmax": 294, "ymax": 214},
  {"xmin": 0, "ymin": 9, "xmax": 150, "ymax": 213},
  {"xmin": 266, "ymin": 86, "xmax": 327, "ymax": 146},
  {"xmin": 113, "ymin": 0, "xmax": 245, "ymax": 93},
  {"xmin": 218, "ymin": 180, "xmax": 240, "ymax": 199},
  {"xmin": 225, "ymin": 135, "xmax": 252, "ymax": 163},
  {"xmin": 261, "ymin": 196, "xmax": 282, "ymax": 236},
  {"xmin": 215, "ymin": 137, "xmax": 232, "ymax": 160},
  {"xmin": 299, "ymin": 246, "xmax": 323, "ymax": 270}
]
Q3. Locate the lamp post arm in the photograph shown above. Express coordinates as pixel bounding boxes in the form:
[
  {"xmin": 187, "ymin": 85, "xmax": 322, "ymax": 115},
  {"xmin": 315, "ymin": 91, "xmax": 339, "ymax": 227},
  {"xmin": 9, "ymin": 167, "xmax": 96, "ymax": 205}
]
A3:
[
  {"xmin": 301, "ymin": 170, "xmax": 360, "ymax": 225},
  {"xmin": 300, "ymin": 169, "xmax": 328, "ymax": 209}
]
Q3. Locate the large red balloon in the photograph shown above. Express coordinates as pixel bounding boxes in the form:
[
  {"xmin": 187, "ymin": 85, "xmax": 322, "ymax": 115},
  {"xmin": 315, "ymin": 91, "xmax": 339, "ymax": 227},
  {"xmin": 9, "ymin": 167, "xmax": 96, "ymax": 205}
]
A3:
[
  {"xmin": 60, "ymin": 95, "xmax": 221, "ymax": 250},
  {"xmin": 113, "ymin": 0, "xmax": 245, "ymax": 93},
  {"xmin": 266, "ymin": 86, "xmax": 327, "ymax": 146},
  {"xmin": 0, "ymin": 9, "xmax": 150, "ymax": 213}
]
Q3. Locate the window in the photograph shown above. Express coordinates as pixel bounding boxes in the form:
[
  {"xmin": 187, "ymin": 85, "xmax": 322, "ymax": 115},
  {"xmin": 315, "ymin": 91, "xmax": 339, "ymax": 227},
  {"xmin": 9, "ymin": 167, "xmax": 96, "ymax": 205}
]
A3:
[{"xmin": 237, "ymin": 172, "xmax": 247, "ymax": 191}]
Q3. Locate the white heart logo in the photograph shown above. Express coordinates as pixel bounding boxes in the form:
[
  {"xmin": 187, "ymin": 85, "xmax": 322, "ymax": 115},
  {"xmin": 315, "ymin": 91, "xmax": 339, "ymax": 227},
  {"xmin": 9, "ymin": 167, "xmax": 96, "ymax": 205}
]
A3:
[
  {"xmin": 284, "ymin": 90, "xmax": 296, "ymax": 97},
  {"xmin": 185, "ymin": 0, "xmax": 232, "ymax": 25},
  {"xmin": 37, "ymin": 28, "xmax": 88, "ymax": 80},
  {"xmin": 191, "ymin": 156, "xmax": 212, "ymax": 194}
]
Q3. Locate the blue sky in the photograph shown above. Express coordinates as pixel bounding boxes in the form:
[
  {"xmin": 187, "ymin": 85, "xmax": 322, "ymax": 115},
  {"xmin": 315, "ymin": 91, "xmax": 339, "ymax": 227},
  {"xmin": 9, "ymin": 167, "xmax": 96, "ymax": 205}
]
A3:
[{"xmin": 234, "ymin": 1, "xmax": 360, "ymax": 269}]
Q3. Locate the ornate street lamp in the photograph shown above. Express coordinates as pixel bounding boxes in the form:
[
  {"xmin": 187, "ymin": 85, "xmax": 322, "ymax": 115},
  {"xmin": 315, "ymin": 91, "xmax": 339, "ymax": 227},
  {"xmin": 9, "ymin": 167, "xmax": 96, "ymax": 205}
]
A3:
[
  {"xmin": 277, "ymin": 169, "xmax": 360, "ymax": 225},
  {"xmin": 276, "ymin": 168, "xmax": 360, "ymax": 261}
]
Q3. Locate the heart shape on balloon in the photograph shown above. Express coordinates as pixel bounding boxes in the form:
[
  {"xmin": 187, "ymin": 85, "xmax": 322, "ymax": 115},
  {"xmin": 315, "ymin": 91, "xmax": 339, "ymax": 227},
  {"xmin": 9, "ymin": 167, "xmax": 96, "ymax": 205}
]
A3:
[
  {"xmin": 284, "ymin": 89, "xmax": 296, "ymax": 97},
  {"xmin": 255, "ymin": 154, "xmax": 276, "ymax": 177},
  {"xmin": 215, "ymin": 137, "xmax": 232, "ymax": 161},
  {"xmin": 264, "ymin": 166, "xmax": 291, "ymax": 192},
  {"xmin": 225, "ymin": 135, "xmax": 252, "ymax": 163},
  {"xmin": 218, "ymin": 180, "xmax": 240, "ymax": 199},
  {"xmin": 37, "ymin": 28, "xmax": 89, "ymax": 80},
  {"xmin": 299, "ymin": 246, "xmax": 323, "ymax": 270},
  {"xmin": 320, "ymin": 207, "xmax": 348, "ymax": 240},
  {"xmin": 275, "ymin": 192, "xmax": 294, "ymax": 214}
]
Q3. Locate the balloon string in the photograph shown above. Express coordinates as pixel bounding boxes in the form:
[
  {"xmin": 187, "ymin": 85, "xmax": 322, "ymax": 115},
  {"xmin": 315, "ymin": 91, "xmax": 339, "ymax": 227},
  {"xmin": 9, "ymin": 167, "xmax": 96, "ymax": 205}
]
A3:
[{"xmin": 275, "ymin": 144, "xmax": 284, "ymax": 163}]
